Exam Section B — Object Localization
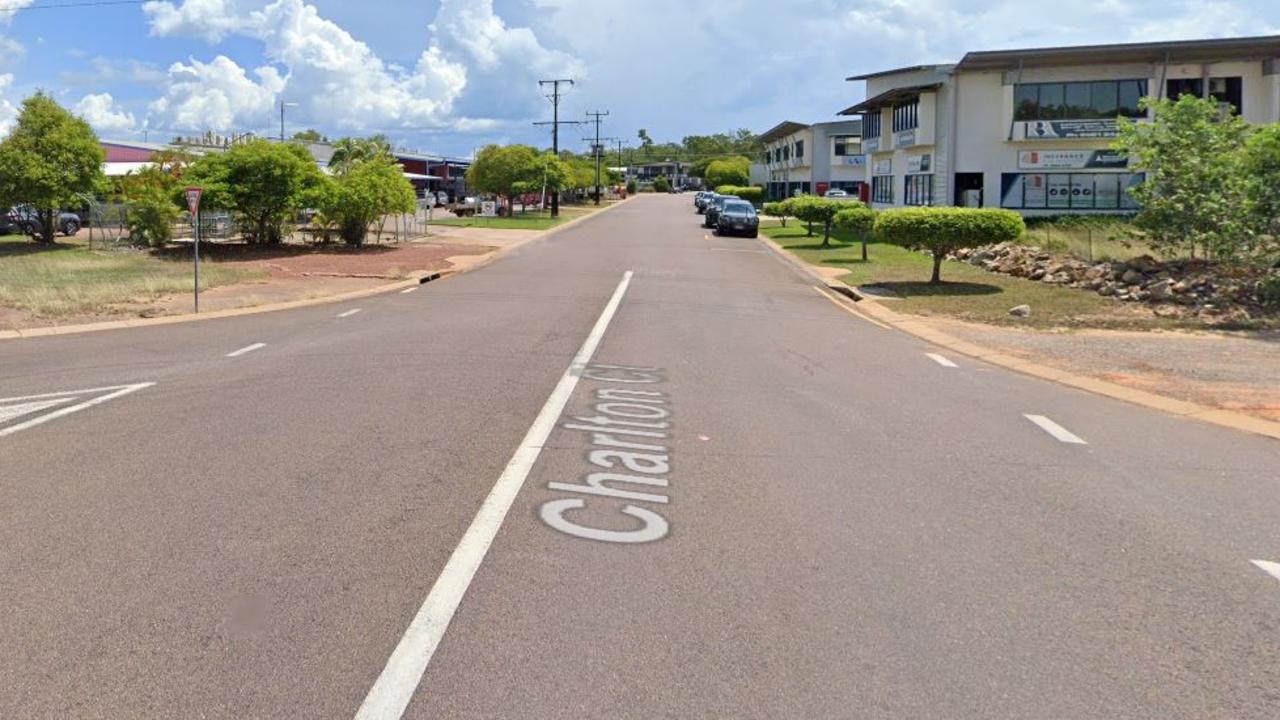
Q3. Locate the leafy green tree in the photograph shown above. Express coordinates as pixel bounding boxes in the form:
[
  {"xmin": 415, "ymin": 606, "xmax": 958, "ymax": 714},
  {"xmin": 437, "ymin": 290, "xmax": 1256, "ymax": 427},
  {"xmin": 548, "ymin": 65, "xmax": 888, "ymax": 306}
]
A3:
[
  {"xmin": 874, "ymin": 208, "xmax": 1024, "ymax": 284},
  {"xmin": 0, "ymin": 92, "xmax": 105, "ymax": 244},
  {"xmin": 703, "ymin": 158, "xmax": 750, "ymax": 188},
  {"xmin": 762, "ymin": 201, "xmax": 788, "ymax": 228},
  {"xmin": 119, "ymin": 165, "xmax": 182, "ymax": 247},
  {"xmin": 292, "ymin": 129, "xmax": 327, "ymax": 142},
  {"xmin": 787, "ymin": 196, "xmax": 843, "ymax": 246},
  {"xmin": 1114, "ymin": 95, "xmax": 1252, "ymax": 260},
  {"xmin": 329, "ymin": 136, "xmax": 392, "ymax": 174},
  {"xmin": 653, "ymin": 175, "xmax": 671, "ymax": 193},
  {"xmin": 468, "ymin": 144, "xmax": 567, "ymax": 213},
  {"xmin": 1241, "ymin": 124, "xmax": 1280, "ymax": 259},
  {"xmin": 833, "ymin": 204, "xmax": 876, "ymax": 260},
  {"xmin": 318, "ymin": 153, "xmax": 417, "ymax": 246},
  {"xmin": 184, "ymin": 139, "xmax": 325, "ymax": 244}
]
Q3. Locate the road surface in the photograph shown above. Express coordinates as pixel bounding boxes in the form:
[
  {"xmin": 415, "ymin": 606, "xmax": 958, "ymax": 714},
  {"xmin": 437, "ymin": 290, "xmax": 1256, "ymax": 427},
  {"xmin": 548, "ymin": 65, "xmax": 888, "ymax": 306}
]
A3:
[{"xmin": 2, "ymin": 194, "xmax": 1279, "ymax": 719}]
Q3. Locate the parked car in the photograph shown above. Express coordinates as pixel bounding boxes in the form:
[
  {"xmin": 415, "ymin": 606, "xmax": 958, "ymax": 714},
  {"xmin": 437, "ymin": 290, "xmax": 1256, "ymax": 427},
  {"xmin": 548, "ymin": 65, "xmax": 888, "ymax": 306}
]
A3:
[
  {"xmin": 715, "ymin": 200, "xmax": 759, "ymax": 238},
  {"xmin": 0, "ymin": 206, "xmax": 82, "ymax": 237},
  {"xmin": 823, "ymin": 189, "xmax": 850, "ymax": 199},
  {"xmin": 694, "ymin": 191, "xmax": 715, "ymax": 213},
  {"xmin": 703, "ymin": 195, "xmax": 739, "ymax": 229}
]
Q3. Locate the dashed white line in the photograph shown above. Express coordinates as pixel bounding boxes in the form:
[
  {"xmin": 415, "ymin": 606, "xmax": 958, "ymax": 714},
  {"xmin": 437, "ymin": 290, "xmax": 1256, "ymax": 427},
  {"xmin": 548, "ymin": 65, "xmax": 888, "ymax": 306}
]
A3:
[
  {"xmin": 1023, "ymin": 414, "xmax": 1088, "ymax": 444},
  {"xmin": 925, "ymin": 352, "xmax": 958, "ymax": 368},
  {"xmin": 337, "ymin": 308, "xmax": 363, "ymax": 318},
  {"xmin": 399, "ymin": 286, "xmax": 418, "ymax": 294},
  {"xmin": 1250, "ymin": 559, "xmax": 1280, "ymax": 583},
  {"xmin": 225, "ymin": 342, "xmax": 266, "ymax": 358},
  {"xmin": 352, "ymin": 270, "xmax": 634, "ymax": 720}
]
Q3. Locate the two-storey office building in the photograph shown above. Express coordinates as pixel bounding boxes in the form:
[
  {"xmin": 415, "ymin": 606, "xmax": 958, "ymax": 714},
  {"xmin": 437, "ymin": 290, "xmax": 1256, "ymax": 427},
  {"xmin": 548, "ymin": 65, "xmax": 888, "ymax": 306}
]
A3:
[
  {"xmin": 842, "ymin": 35, "xmax": 1280, "ymax": 215},
  {"xmin": 759, "ymin": 119, "xmax": 863, "ymax": 199}
]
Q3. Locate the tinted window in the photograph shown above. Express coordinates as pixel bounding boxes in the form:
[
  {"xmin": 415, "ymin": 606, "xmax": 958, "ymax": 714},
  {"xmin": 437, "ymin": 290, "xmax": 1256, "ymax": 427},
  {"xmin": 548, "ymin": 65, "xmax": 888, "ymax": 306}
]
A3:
[
  {"xmin": 1210, "ymin": 76, "xmax": 1242, "ymax": 114},
  {"xmin": 1090, "ymin": 81, "xmax": 1118, "ymax": 116},
  {"xmin": 724, "ymin": 202, "xmax": 754, "ymax": 214},
  {"xmin": 1038, "ymin": 83, "xmax": 1064, "ymax": 119},
  {"xmin": 1118, "ymin": 80, "xmax": 1145, "ymax": 116},
  {"xmin": 1014, "ymin": 84, "xmax": 1039, "ymax": 121}
]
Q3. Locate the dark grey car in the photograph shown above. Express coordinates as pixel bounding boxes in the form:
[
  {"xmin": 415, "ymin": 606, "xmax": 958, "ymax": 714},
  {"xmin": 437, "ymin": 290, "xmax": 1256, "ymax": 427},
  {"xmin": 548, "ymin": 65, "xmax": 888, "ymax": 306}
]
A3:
[
  {"xmin": 703, "ymin": 195, "xmax": 739, "ymax": 228},
  {"xmin": 715, "ymin": 200, "xmax": 759, "ymax": 238}
]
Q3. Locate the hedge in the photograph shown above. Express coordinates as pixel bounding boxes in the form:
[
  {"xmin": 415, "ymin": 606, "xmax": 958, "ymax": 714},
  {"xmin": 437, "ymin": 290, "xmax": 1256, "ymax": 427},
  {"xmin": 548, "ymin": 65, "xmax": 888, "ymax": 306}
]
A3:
[
  {"xmin": 874, "ymin": 207, "xmax": 1024, "ymax": 283},
  {"xmin": 714, "ymin": 185, "xmax": 764, "ymax": 205}
]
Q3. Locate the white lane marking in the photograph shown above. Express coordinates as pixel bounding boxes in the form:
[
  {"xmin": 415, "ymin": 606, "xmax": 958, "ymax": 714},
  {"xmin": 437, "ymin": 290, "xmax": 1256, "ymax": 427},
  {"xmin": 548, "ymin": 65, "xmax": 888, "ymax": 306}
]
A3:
[
  {"xmin": 1250, "ymin": 560, "xmax": 1280, "ymax": 583},
  {"xmin": 353, "ymin": 270, "xmax": 634, "ymax": 720},
  {"xmin": 0, "ymin": 383, "xmax": 155, "ymax": 438},
  {"xmin": 0, "ymin": 397, "xmax": 77, "ymax": 424},
  {"xmin": 225, "ymin": 342, "xmax": 266, "ymax": 358},
  {"xmin": 337, "ymin": 308, "xmax": 363, "ymax": 318},
  {"xmin": 926, "ymin": 353, "xmax": 958, "ymax": 368},
  {"xmin": 1024, "ymin": 414, "xmax": 1088, "ymax": 445},
  {"xmin": 399, "ymin": 286, "xmax": 418, "ymax": 294}
]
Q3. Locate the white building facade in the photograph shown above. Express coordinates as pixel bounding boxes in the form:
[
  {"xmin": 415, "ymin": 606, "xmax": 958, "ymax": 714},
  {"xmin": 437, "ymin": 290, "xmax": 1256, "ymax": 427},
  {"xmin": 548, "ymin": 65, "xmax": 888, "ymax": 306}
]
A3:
[
  {"xmin": 843, "ymin": 36, "xmax": 1280, "ymax": 215},
  {"xmin": 759, "ymin": 119, "xmax": 864, "ymax": 200}
]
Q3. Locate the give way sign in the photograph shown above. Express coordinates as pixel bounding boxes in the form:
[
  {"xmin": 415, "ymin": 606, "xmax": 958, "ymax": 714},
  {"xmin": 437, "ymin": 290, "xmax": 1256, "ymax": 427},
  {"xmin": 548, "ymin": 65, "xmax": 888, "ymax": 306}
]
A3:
[{"xmin": 185, "ymin": 187, "xmax": 202, "ymax": 215}]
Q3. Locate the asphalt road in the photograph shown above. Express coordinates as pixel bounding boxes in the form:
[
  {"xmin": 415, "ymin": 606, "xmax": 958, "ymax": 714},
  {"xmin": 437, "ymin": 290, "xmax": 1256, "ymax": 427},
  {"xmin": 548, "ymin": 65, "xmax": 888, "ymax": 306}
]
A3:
[{"xmin": 3, "ymin": 194, "xmax": 1280, "ymax": 719}]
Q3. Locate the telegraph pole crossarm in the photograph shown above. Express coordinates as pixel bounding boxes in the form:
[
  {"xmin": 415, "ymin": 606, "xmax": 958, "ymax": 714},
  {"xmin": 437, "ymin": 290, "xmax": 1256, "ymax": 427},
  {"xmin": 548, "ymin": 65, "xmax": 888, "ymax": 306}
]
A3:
[{"xmin": 534, "ymin": 78, "xmax": 577, "ymax": 218}]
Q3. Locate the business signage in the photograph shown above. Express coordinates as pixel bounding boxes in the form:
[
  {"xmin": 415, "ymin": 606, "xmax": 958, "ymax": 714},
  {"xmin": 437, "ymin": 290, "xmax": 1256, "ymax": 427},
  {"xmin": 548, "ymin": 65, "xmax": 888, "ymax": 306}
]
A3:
[
  {"xmin": 1000, "ymin": 172, "xmax": 1144, "ymax": 210},
  {"xmin": 862, "ymin": 137, "xmax": 880, "ymax": 153},
  {"xmin": 1022, "ymin": 119, "xmax": 1119, "ymax": 139},
  {"xmin": 1018, "ymin": 150, "xmax": 1128, "ymax": 170},
  {"xmin": 906, "ymin": 154, "xmax": 932, "ymax": 174},
  {"xmin": 842, "ymin": 155, "xmax": 867, "ymax": 166},
  {"xmin": 893, "ymin": 129, "xmax": 917, "ymax": 148},
  {"xmin": 872, "ymin": 158, "xmax": 893, "ymax": 176}
]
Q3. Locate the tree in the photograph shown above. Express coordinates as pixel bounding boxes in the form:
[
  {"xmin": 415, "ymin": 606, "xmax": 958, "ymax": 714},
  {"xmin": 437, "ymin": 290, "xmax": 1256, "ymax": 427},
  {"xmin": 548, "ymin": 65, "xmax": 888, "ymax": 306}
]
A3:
[
  {"xmin": 292, "ymin": 129, "xmax": 327, "ymax": 142},
  {"xmin": 1114, "ymin": 95, "xmax": 1252, "ymax": 260},
  {"xmin": 1241, "ymin": 125, "xmax": 1280, "ymax": 259},
  {"xmin": 703, "ymin": 157, "xmax": 750, "ymax": 188},
  {"xmin": 762, "ymin": 201, "xmax": 788, "ymax": 228},
  {"xmin": 787, "ymin": 196, "xmax": 842, "ymax": 246},
  {"xmin": 637, "ymin": 129, "xmax": 654, "ymax": 157},
  {"xmin": 0, "ymin": 92, "xmax": 105, "ymax": 244},
  {"xmin": 184, "ymin": 139, "xmax": 325, "ymax": 244},
  {"xmin": 316, "ymin": 152, "xmax": 417, "ymax": 246},
  {"xmin": 833, "ymin": 204, "xmax": 876, "ymax": 261},
  {"xmin": 329, "ymin": 136, "xmax": 392, "ymax": 174},
  {"xmin": 653, "ymin": 175, "xmax": 671, "ymax": 193},
  {"xmin": 467, "ymin": 144, "xmax": 566, "ymax": 213},
  {"xmin": 118, "ymin": 164, "xmax": 182, "ymax": 247},
  {"xmin": 874, "ymin": 208, "xmax": 1024, "ymax": 284}
]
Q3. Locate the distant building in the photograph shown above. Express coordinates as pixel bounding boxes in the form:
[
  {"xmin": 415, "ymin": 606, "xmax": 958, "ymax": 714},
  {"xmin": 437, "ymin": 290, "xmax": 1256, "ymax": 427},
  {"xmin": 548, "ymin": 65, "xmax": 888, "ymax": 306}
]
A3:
[
  {"xmin": 629, "ymin": 161, "xmax": 688, "ymax": 188},
  {"xmin": 759, "ymin": 119, "xmax": 863, "ymax": 200},
  {"xmin": 843, "ymin": 35, "xmax": 1280, "ymax": 214}
]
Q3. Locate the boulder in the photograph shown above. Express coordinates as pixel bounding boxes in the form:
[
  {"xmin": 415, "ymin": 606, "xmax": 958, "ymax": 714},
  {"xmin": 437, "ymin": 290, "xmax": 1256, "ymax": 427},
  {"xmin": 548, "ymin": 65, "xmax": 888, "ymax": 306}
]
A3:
[
  {"xmin": 1008, "ymin": 304, "xmax": 1032, "ymax": 318},
  {"xmin": 1121, "ymin": 269, "xmax": 1145, "ymax": 285}
]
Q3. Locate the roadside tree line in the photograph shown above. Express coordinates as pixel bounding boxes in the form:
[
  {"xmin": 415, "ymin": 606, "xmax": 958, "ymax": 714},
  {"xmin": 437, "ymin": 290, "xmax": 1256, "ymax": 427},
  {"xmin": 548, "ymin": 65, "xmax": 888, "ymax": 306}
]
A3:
[{"xmin": 466, "ymin": 144, "xmax": 624, "ymax": 211}]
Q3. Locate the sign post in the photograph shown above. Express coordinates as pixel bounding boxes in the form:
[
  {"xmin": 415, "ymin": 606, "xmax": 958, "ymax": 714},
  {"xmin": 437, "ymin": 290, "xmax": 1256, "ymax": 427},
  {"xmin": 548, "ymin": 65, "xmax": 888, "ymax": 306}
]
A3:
[{"xmin": 185, "ymin": 187, "xmax": 203, "ymax": 313}]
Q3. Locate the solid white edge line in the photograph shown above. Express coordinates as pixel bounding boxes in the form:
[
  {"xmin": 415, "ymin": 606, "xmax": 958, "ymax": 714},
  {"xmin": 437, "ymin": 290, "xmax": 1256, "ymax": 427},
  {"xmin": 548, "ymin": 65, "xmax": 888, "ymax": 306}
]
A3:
[
  {"xmin": 0, "ymin": 383, "xmax": 155, "ymax": 438},
  {"xmin": 1023, "ymin": 414, "xmax": 1088, "ymax": 445},
  {"xmin": 1250, "ymin": 559, "xmax": 1280, "ymax": 582},
  {"xmin": 338, "ymin": 308, "xmax": 363, "ymax": 318},
  {"xmin": 353, "ymin": 270, "xmax": 635, "ymax": 720},
  {"xmin": 226, "ymin": 342, "xmax": 266, "ymax": 358},
  {"xmin": 925, "ymin": 352, "xmax": 958, "ymax": 368},
  {"xmin": 399, "ymin": 286, "xmax": 418, "ymax": 294}
]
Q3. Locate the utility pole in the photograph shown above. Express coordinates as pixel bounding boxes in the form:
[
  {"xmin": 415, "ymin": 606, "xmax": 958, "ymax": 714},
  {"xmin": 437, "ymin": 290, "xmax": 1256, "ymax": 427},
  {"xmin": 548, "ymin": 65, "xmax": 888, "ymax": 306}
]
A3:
[
  {"xmin": 533, "ymin": 79, "xmax": 577, "ymax": 217},
  {"xmin": 584, "ymin": 110, "xmax": 609, "ymax": 205},
  {"xmin": 279, "ymin": 100, "xmax": 297, "ymax": 141},
  {"xmin": 613, "ymin": 139, "xmax": 627, "ymax": 171}
]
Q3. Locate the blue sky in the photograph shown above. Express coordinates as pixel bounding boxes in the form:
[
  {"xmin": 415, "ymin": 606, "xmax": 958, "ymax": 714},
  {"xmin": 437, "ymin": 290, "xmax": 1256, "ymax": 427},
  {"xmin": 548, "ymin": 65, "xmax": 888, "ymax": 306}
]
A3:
[{"xmin": 2, "ymin": 0, "xmax": 1279, "ymax": 157}]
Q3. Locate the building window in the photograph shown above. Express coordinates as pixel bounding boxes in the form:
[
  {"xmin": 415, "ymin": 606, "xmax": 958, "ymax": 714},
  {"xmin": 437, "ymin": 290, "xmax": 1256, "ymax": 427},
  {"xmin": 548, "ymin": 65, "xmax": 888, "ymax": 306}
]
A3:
[
  {"xmin": 1166, "ymin": 78, "xmax": 1202, "ymax": 102},
  {"xmin": 833, "ymin": 136, "xmax": 857, "ymax": 156},
  {"xmin": 871, "ymin": 175, "xmax": 893, "ymax": 204},
  {"xmin": 999, "ymin": 172, "xmax": 1144, "ymax": 210},
  {"xmin": 863, "ymin": 112, "xmax": 881, "ymax": 139},
  {"xmin": 1014, "ymin": 80, "xmax": 1148, "ymax": 121},
  {"xmin": 795, "ymin": 140, "xmax": 804, "ymax": 159},
  {"xmin": 1209, "ymin": 76, "xmax": 1243, "ymax": 115},
  {"xmin": 904, "ymin": 175, "xmax": 933, "ymax": 206},
  {"xmin": 892, "ymin": 100, "xmax": 918, "ymax": 133}
]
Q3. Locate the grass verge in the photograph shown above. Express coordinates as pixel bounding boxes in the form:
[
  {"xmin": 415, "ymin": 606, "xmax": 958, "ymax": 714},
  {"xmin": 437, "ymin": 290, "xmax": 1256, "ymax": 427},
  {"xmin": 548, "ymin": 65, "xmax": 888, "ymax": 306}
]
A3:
[
  {"xmin": 761, "ymin": 222, "xmax": 1176, "ymax": 329},
  {"xmin": 0, "ymin": 236, "xmax": 264, "ymax": 317},
  {"xmin": 429, "ymin": 203, "xmax": 605, "ymax": 230}
]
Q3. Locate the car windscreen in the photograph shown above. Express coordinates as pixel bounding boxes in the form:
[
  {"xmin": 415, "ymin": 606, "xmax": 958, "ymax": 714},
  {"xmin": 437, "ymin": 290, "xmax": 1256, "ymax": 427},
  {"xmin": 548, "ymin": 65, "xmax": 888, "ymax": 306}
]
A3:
[{"xmin": 723, "ymin": 202, "xmax": 755, "ymax": 215}]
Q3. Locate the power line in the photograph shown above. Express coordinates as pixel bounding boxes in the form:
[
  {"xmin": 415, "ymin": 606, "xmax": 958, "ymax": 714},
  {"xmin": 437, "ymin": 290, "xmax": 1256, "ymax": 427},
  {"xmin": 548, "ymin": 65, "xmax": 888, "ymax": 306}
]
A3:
[
  {"xmin": 532, "ymin": 78, "xmax": 577, "ymax": 218},
  {"xmin": 0, "ymin": 0, "xmax": 146, "ymax": 12}
]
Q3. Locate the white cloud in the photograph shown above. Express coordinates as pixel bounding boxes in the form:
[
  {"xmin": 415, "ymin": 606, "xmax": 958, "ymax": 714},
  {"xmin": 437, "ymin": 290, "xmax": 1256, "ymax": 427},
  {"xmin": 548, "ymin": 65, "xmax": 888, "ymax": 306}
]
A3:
[
  {"xmin": 149, "ymin": 55, "xmax": 284, "ymax": 131},
  {"xmin": 74, "ymin": 93, "xmax": 138, "ymax": 134},
  {"xmin": 0, "ymin": 74, "xmax": 17, "ymax": 134},
  {"xmin": 142, "ymin": 0, "xmax": 244, "ymax": 43},
  {"xmin": 0, "ymin": 1, "xmax": 32, "ymax": 26}
]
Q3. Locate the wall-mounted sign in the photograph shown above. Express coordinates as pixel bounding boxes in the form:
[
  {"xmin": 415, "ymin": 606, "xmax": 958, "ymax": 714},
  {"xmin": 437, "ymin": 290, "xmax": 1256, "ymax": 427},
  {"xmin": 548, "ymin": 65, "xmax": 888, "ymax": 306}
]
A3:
[
  {"xmin": 1000, "ymin": 172, "xmax": 1144, "ymax": 210},
  {"xmin": 842, "ymin": 155, "xmax": 867, "ymax": 166},
  {"xmin": 1018, "ymin": 150, "xmax": 1128, "ymax": 170},
  {"xmin": 872, "ymin": 158, "xmax": 893, "ymax": 176},
  {"xmin": 893, "ymin": 129, "xmax": 917, "ymax": 148},
  {"xmin": 862, "ymin": 137, "xmax": 880, "ymax": 153},
  {"xmin": 1022, "ymin": 119, "xmax": 1119, "ymax": 139},
  {"xmin": 906, "ymin": 154, "xmax": 932, "ymax": 174}
]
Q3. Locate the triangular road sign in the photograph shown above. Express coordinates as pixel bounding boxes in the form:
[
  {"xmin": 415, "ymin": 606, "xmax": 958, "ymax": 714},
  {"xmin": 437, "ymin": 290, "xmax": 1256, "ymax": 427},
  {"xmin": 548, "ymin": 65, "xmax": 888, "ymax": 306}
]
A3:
[{"xmin": 0, "ymin": 383, "xmax": 155, "ymax": 438}]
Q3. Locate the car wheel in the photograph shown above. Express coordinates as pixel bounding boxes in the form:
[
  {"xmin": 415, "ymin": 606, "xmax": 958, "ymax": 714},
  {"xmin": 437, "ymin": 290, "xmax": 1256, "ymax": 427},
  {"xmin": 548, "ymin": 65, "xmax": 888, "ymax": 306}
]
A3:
[{"xmin": 61, "ymin": 219, "xmax": 80, "ymax": 237}]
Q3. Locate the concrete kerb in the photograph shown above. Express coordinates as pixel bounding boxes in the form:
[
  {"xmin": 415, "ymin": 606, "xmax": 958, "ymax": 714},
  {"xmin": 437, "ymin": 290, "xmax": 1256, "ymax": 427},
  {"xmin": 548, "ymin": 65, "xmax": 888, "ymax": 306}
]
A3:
[
  {"xmin": 755, "ymin": 232, "xmax": 1280, "ymax": 443},
  {"xmin": 0, "ymin": 198, "xmax": 635, "ymax": 342}
]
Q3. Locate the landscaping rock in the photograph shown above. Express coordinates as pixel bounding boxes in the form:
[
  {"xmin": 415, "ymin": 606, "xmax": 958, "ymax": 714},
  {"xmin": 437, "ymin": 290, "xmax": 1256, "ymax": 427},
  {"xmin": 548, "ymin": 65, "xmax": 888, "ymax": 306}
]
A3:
[
  {"xmin": 1121, "ymin": 269, "xmax": 1145, "ymax": 285},
  {"xmin": 1008, "ymin": 304, "xmax": 1032, "ymax": 318}
]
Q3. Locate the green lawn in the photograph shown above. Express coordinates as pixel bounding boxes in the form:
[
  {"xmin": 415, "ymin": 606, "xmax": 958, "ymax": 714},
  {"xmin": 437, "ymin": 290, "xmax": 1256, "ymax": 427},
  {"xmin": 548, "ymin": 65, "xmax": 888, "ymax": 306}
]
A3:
[
  {"xmin": 0, "ymin": 236, "xmax": 262, "ymax": 317},
  {"xmin": 762, "ymin": 223, "xmax": 1171, "ymax": 329},
  {"xmin": 1021, "ymin": 220, "xmax": 1151, "ymax": 262},
  {"xmin": 429, "ymin": 203, "xmax": 604, "ymax": 230}
]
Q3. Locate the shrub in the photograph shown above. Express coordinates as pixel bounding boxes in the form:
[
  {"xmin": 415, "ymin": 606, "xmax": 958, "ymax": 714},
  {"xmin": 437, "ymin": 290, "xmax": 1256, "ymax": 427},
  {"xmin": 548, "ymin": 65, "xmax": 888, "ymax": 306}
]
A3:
[
  {"xmin": 715, "ymin": 185, "xmax": 763, "ymax": 205},
  {"xmin": 625, "ymin": 179, "xmax": 637, "ymax": 195},
  {"xmin": 874, "ymin": 207, "xmax": 1025, "ymax": 283},
  {"xmin": 704, "ymin": 158, "xmax": 749, "ymax": 188},
  {"xmin": 833, "ymin": 204, "xmax": 876, "ymax": 261},
  {"xmin": 786, "ymin": 195, "xmax": 844, "ymax": 246},
  {"xmin": 653, "ymin": 175, "xmax": 671, "ymax": 193},
  {"xmin": 762, "ymin": 201, "xmax": 788, "ymax": 227},
  {"xmin": 1260, "ymin": 270, "xmax": 1280, "ymax": 309}
]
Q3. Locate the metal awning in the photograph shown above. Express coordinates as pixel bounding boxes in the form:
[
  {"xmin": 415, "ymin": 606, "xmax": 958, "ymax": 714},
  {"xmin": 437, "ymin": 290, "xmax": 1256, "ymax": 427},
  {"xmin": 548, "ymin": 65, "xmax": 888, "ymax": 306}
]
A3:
[
  {"xmin": 758, "ymin": 121, "xmax": 810, "ymax": 144},
  {"xmin": 838, "ymin": 83, "xmax": 943, "ymax": 115},
  {"xmin": 404, "ymin": 172, "xmax": 442, "ymax": 180}
]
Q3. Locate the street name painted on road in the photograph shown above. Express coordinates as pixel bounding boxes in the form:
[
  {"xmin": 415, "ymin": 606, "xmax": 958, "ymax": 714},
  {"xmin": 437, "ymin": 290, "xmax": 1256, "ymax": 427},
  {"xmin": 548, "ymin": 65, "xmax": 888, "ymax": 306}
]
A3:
[
  {"xmin": 0, "ymin": 383, "xmax": 156, "ymax": 438},
  {"xmin": 541, "ymin": 363, "xmax": 673, "ymax": 544}
]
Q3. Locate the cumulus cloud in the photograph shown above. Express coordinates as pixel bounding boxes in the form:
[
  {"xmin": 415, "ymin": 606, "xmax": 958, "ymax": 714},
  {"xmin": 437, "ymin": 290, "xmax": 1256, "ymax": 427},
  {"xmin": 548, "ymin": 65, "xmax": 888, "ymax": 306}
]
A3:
[
  {"xmin": 142, "ymin": 0, "xmax": 244, "ymax": 43},
  {"xmin": 74, "ymin": 93, "xmax": 138, "ymax": 134},
  {"xmin": 0, "ymin": 74, "xmax": 17, "ymax": 134},
  {"xmin": 148, "ymin": 55, "xmax": 284, "ymax": 131}
]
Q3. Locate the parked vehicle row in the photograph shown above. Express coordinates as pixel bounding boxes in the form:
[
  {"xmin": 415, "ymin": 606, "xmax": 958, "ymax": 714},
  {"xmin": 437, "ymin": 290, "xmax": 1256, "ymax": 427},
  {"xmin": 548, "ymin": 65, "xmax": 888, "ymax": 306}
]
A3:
[
  {"xmin": 692, "ymin": 190, "xmax": 758, "ymax": 238},
  {"xmin": 0, "ymin": 205, "xmax": 82, "ymax": 237}
]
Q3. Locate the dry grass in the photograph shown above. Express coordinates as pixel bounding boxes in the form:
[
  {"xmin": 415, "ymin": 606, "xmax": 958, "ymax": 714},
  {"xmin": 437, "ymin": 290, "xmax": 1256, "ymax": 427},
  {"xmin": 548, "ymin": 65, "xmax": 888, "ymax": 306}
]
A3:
[{"xmin": 0, "ymin": 237, "xmax": 263, "ymax": 317}]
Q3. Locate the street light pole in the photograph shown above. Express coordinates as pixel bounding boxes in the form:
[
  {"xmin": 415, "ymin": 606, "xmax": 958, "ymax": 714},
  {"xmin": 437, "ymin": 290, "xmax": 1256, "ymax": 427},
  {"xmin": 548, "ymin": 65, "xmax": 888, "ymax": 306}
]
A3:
[{"xmin": 279, "ymin": 100, "xmax": 298, "ymax": 141}]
